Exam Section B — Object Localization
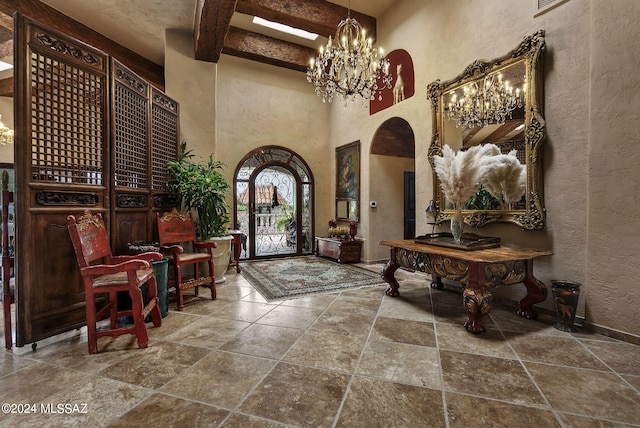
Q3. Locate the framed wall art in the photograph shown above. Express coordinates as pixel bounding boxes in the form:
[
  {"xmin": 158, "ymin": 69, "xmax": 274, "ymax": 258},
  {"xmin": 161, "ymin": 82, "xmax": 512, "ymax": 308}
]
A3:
[{"xmin": 335, "ymin": 141, "xmax": 360, "ymax": 221}]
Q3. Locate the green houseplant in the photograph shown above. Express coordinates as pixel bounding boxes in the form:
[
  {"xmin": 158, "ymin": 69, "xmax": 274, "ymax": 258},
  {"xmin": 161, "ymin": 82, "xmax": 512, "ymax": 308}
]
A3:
[
  {"xmin": 166, "ymin": 142, "xmax": 230, "ymax": 240},
  {"xmin": 166, "ymin": 142, "xmax": 233, "ymax": 282}
]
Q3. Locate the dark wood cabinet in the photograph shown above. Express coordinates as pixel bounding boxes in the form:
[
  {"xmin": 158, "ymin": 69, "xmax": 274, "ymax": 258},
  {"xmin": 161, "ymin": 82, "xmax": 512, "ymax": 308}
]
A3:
[{"xmin": 315, "ymin": 237, "xmax": 362, "ymax": 263}]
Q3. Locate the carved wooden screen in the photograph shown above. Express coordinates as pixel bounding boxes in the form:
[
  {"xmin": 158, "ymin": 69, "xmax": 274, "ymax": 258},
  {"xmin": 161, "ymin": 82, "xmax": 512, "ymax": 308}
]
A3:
[
  {"xmin": 150, "ymin": 87, "xmax": 179, "ymax": 241},
  {"xmin": 111, "ymin": 58, "xmax": 150, "ymax": 255},
  {"xmin": 14, "ymin": 16, "xmax": 179, "ymax": 348},
  {"xmin": 15, "ymin": 16, "xmax": 109, "ymax": 346}
]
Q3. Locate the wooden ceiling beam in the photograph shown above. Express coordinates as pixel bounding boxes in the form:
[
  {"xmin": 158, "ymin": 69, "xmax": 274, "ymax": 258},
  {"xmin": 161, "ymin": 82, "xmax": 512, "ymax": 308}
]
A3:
[
  {"xmin": 482, "ymin": 119, "xmax": 525, "ymax": 144},
  {"xmin": 0, "ymin": 0, "xmax": 164, "ymax": 89},
  {"xmin": 194, "ymin": 0, "xmax": 378, "ymax": 71},
  {"xmin": 0, "ymin": 76, "xmax": 12, "ymax": 97},
  {"xmin": 0, "ymin": 39, "xmax": 12, "ymax": 58},
  {"xmin": 223, "ymin": 26, "xmax": 315, "ymax": 72},
  {"xmin": 0, "ymin": 10, "xmax": 12, "ymax": 44},
  {"xmin": 193, "ymin": 0, "xmax": 237, "ymax": 63},
  {"xmin": 235, "ymin": 0, "xmax": 377, "ymax": 41}
]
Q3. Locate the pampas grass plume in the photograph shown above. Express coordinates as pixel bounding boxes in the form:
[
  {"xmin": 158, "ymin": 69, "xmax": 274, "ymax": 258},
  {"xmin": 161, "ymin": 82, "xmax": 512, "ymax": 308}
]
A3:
[{"xmin": 434, "ymin": 143, "xmax": 526, "ymax": 212}]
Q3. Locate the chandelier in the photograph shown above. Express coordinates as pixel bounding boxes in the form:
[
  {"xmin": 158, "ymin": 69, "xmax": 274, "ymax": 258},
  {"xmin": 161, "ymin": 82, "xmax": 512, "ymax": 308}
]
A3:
[
  {"xmin": 306, "ymin": 2, "xmax": 392, "ymax": 104},
  {"xmin": 0, "ymin": 115, "xmax": 13, "ymax": 145},
  {"xmin": 445, "ymin": 72, "xmax": 525, "ymax": 128}
]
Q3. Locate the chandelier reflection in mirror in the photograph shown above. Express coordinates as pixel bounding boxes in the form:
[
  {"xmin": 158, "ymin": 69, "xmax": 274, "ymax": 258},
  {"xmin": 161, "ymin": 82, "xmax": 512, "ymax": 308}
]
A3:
[
  {"xmin": 445, "ymin": 72, "xmax": 525, "ymax": 128},
  {"xmin": 0, "ymin": 115, "xmax": 13, "ymax": 145},
  {"xmin": 306, "ymin": 2, "xmax": 391, "ymax": 104}
]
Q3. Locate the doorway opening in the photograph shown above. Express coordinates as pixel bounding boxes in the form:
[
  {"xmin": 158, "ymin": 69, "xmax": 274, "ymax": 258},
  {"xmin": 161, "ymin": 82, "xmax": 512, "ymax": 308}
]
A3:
[{"xmin": 234, "ymin": 146, "xmax": 314, "ymax": 259}]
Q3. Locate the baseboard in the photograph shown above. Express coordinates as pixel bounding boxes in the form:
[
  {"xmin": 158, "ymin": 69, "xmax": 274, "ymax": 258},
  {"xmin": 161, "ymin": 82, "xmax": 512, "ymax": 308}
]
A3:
[
  {"xmin": 492, "ymin": 295, "xmax": 640, "ymax": 346},
  {"xmin": 358, "ymin": 266, "xmax": 640, "ymax": 346}
]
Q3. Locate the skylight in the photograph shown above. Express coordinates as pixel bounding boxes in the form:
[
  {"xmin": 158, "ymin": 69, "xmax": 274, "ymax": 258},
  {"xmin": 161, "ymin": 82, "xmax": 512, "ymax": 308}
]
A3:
[
  {"xmin": 0, "ymin": 61, "xmax": 13, "ymax": 72},
  {"xmin": 252, "ymin": 16, "xmax": 318, "ymax": 41}
]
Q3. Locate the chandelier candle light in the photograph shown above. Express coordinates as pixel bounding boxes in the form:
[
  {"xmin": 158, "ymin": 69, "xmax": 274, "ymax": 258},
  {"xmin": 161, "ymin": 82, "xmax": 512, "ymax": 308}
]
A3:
[
  {"xmin": 307, "ymin": 1, "xmax": 392, "ymax": 104},
  {"xmin": 446, "ymin": 72, "xmax": 525, "ymax": 128}
]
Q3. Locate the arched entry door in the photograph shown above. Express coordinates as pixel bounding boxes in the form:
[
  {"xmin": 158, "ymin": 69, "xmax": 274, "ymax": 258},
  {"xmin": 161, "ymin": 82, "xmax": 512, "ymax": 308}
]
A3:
[{"xmin": 234, "ymin": 146, "xmax": 314, "ymax": 259}]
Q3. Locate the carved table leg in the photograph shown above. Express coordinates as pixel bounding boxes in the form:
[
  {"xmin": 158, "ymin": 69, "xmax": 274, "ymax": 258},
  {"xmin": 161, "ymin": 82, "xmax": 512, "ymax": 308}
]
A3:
[
  {"xmin": 382, "ymin": 247, "xmax": 401, "ymax": 297},
  {"xmin": 516, "ymin": 260, "xmax": 547, "ymax": 319},
  {"xmin": 430, "ymin": 275, "xmax": 443, "ymax": 290},
  {"xmin": 463, "ymin": 261, "xmax": 492, "ymax": 334}
]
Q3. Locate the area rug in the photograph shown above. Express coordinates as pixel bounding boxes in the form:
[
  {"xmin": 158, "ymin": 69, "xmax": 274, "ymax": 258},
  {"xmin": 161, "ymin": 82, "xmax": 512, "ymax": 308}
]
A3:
[{"xmin": 241, "ymin": 256, "xmax": 387, "ymax": 301}]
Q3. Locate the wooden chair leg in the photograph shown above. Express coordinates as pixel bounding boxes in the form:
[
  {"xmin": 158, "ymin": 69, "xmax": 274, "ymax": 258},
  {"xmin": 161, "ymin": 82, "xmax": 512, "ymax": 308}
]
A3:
[
  {"xmin": 208, "ymin": 259, "xmax": 216, "ymax": 300},
  {"xmin": 85, "ymin": 294, "xmax": 98, "ymax": 355},
  {"xmin": 109, "ymin": 291, "xmax": 118, "ymax": 329},
  {"xmin": 129, "ymin": 287, "xmax": 149, "ymax": 349},
  {"xmin": 176, "ymin": 284, "xmax": 185, "ymax": 311},
  {"xmin": 193, "ymin": 264, "xmax": 200, "ymax": 297},
  {"xmin": 174, "ymin": 265, "xmax": 184, "ymax": 311},
  {"xmin": 146, "ymin": 276, "xmax": 162, "ymax": 327},
  {"xmin": 4, "ymin": 296, "xmax": 12, "ymax": 350}
]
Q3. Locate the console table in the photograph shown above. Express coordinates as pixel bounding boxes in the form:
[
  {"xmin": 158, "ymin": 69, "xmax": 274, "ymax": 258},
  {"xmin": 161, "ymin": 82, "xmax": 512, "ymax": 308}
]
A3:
[
  {"xmin": 227, "ymin": 229, "xmax": 244, "ymax": 273},
  {"xmin": 316, "ymin": 237, "xmax": 362, "ymax": 263},
  {"xmin": 379, "ymin": 240, "xmax": 552, "ymax": 333}
]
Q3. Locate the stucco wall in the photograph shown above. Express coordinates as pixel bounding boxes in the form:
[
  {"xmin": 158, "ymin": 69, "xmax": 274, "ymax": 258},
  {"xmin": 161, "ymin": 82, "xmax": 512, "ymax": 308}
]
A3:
[
  {"xmin": 163, "ymin": 1, "xmax": 639, "ymax": 338},
  {"xmin": 325, "ymin": 0, "xmax": 639, "ymax": 338},
  {"xmin": 214, "ymin": 55, "xmax": 334, "ymax": 235},
  {"xmin": 586, "ymin": 0, "xmax": 640, "ymax": 336},
  {"xmin": 368, "ymin": 155, "xmax": 415, "ymax": 261},
  {"xmin": 165, "ymin": 30, "xmax": 217, "ymax": 159},
  {"xmin": 166, "ymin": 30, "xmax": 334, "ymax": 237}
]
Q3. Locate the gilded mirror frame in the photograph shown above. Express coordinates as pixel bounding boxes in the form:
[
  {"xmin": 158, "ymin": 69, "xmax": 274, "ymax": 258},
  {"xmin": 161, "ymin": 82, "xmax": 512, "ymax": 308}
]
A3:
[{"xmin": 427, "ymin": 30, "xmax": 546, "ymax": 230}]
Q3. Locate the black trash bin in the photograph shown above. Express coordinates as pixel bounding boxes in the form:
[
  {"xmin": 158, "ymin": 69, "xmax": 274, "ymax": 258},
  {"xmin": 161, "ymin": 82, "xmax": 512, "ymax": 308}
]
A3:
[
  {"xmin": 551, "ymin": 280, "xmax": 581, "ymax": 332},
  {"xmin": 118, "ymin": 242, "xmax": 169, "ymax": 321},
  {"xmin": 152, "ymin": 257, "xmax": 169, "ymax": 318}
]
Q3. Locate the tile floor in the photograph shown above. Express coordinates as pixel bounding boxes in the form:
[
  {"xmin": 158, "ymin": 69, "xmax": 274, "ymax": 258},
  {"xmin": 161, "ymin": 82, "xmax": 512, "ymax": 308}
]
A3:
[{"xmin": 1, "ymin": 266, "xmax": 639, "ymax": 427}]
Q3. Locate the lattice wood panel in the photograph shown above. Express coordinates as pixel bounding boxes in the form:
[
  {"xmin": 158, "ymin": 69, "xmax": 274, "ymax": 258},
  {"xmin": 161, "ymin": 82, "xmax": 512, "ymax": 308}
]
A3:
[
  {"xmin": 151, "ymin": 88, "xmax": 179, "ymax": 191},
  {"xmin": 113, "ymin": 62, "xmax": 148, "ymax": 189},
  {"xmin": 30, "ymin": 50, "xmax": 104, "ymax": 184},
  {"xmin": 18, "ymin": 19, "xmax": 110, "ymax": 348}
]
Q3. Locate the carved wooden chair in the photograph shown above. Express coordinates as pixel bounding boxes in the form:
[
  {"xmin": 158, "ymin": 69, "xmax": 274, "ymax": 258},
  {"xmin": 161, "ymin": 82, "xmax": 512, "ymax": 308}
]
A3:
[
  {"xmin": 156, "ymin": 208, "xmax": 217, "ymax": 310},
  {"xmin": 67, "ymin": 211, "xmax": 162, "ymax": 354}
]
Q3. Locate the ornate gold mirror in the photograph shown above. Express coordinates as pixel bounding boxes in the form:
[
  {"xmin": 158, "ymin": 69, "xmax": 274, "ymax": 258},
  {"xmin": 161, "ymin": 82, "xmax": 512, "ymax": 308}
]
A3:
[{"xmin": 427, "ymin": 30, "xmax": 546, "ymax": 230}]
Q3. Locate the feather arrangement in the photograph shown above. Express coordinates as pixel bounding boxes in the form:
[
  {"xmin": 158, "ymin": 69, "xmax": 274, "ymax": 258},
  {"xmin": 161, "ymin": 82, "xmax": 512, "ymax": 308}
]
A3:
[
  {"xmin": 433, "ymin": 143, "xmax": 526, "ymax": 213},
  {"xmin": 483, "ymin": 148, "xmax": 526, "ymax": 209},
  {"xmin": 433, "ymin": 144, "xmax": 498, "ymax": 215}
]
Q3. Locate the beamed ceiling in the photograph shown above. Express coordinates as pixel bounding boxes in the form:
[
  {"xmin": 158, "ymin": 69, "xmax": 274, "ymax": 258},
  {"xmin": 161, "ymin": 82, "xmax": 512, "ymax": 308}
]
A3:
[
  {"xmin": 195, "ymin": 0, "xmax": 378, "ymax": 72},
  {"xmin": 0, "ymin": 0, "xmax": 387, "ymax": 96}
]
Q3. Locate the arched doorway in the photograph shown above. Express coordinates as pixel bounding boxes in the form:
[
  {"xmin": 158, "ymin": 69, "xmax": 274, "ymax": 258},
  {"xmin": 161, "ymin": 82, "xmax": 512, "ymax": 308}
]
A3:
[
  {"xmin": 234, "ymin": 146, "xmax": 314, "ymax": 259},
  {"xmin": 369, "ymin": 117, "xmax": 415, "ymax": 260}
]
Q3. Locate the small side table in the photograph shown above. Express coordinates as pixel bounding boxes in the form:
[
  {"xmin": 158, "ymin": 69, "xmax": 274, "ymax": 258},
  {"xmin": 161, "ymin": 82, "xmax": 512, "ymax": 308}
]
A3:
[
  {"xmin": 315, "ymin": 237, "xmax": 362, "ymax": 263},
  {"xmin": 227, "ymin": 229, "xmax": 244, "ymax": 273}
]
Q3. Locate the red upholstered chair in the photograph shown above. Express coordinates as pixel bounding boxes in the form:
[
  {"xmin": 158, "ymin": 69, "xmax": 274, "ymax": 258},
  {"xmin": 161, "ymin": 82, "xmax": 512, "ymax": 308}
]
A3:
[
  {"xmin": 156, "ymin": 209, "xmax": 216, "ymax": 310},
  {"xmin": 67, "ymin": 211, "xmax": 162, "ymax": 354}
]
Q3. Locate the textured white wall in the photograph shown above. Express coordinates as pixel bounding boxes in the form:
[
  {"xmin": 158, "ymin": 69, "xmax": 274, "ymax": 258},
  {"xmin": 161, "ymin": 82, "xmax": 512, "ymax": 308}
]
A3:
[
  {"xmin": 164, "ymin": 0, "xmax": 640, "ymax": 338},
  {"xmin": 586, "ymin": 0, "xmax": 640, "ymax": 335},
  {"xmin": 367, "ymin": 154, "xmax": 415, "ymax": 261},
  {"xmin": 326, "ymin": 0, "xmax": 639, "ymax": 337},
  {"xmin": 214, "ymin": 55, "xmax": 334, "ymax": 235},
  {"xmin": 165, "ymin": 30, "xmax": 217, "ymax": 159}
]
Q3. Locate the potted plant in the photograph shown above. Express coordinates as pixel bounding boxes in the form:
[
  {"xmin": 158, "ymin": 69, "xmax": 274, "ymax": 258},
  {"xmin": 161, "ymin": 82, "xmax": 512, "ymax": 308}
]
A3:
[{"xmin": 166, "ymin": 142, "xmax": 233, "ymax": 282}]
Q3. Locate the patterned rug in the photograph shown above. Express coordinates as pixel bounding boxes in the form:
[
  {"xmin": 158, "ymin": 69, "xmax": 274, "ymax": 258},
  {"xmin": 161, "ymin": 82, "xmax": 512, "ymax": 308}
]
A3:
[{"xmin": 241, "ymin": 256, "xmax": 387, "ymax": 301}]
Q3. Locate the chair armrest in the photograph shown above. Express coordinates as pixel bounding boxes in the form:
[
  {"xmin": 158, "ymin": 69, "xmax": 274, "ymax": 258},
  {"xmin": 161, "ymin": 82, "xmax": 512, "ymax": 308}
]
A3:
[
  {"xmin": 81, "ymin": 259, "xmax": 150, "ymax": 276},
  {"xmin": 111, "ymin": 252, "xmax": 163, "ymax": 263},
  {"xmin": 159, "ymin": 244, "xmax": 184, "ymax": 255},
  {"xmin": 194, "ymin": 241, "xmax": 217, "ymax": 250}
]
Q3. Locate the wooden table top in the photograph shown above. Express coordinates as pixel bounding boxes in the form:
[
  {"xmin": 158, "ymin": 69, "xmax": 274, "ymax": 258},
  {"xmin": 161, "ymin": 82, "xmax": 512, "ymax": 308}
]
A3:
[{"xmin": 379, "ymin": 240, "xmax": 552, "ymax": 263}]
